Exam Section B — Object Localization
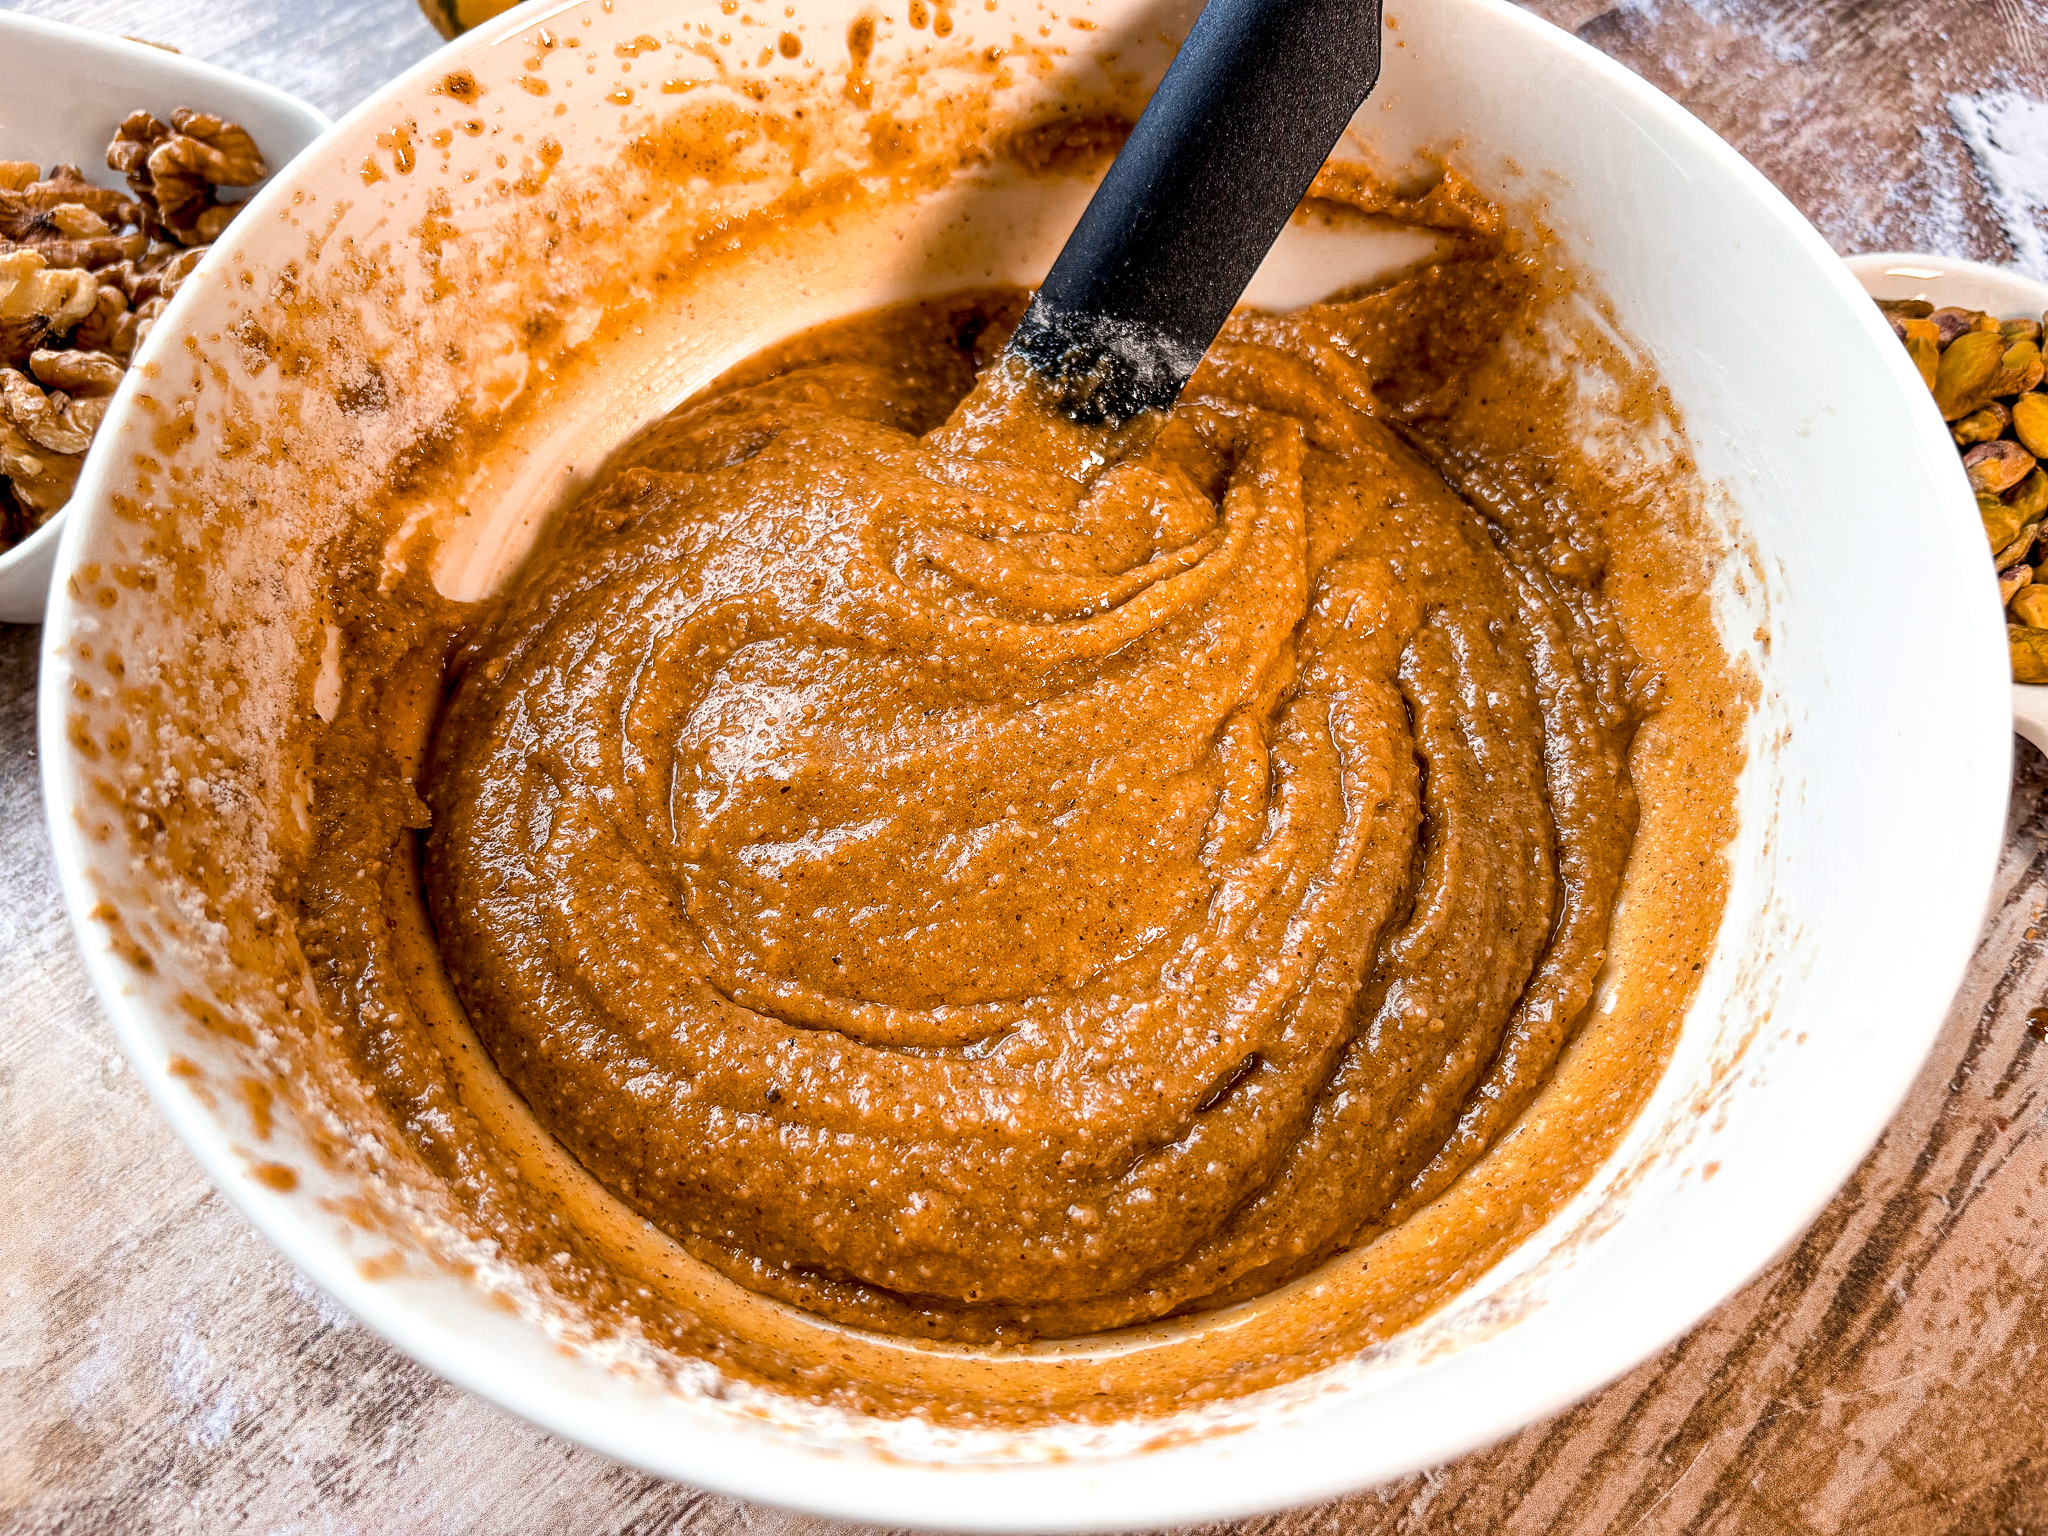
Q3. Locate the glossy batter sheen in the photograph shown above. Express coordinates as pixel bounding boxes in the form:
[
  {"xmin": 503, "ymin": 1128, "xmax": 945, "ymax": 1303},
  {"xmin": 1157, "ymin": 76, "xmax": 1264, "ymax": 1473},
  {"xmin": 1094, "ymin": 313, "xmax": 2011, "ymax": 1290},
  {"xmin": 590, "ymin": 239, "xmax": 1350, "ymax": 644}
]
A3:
[{"xmin": 421, "ymin": 271, "xmax": 1645, "ymax": 1343}]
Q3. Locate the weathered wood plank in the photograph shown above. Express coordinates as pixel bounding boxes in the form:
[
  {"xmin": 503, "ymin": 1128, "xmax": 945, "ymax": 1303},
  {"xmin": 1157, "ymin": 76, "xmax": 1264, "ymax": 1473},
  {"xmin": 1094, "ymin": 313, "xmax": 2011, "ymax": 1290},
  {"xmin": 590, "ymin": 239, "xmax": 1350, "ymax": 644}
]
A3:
[{"xmin": 3, "ymin": 0, "xmax": 2047, "ymax": 1530}]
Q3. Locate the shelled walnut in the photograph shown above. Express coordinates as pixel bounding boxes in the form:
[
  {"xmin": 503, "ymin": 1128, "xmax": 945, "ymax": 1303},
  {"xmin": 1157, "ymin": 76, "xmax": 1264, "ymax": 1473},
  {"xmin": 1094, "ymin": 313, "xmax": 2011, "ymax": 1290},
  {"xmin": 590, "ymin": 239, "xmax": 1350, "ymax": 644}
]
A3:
[
  {"xmin": 107, "ymin": 110, "xmax": 265, "ymax": 246},
  {"xmin": 0, "ymin": 112, "xmax": 268, "ymax": 556},
  {"xmin": 1881, "ymin": 297, "xmax": 2048, "ymax": 684}
]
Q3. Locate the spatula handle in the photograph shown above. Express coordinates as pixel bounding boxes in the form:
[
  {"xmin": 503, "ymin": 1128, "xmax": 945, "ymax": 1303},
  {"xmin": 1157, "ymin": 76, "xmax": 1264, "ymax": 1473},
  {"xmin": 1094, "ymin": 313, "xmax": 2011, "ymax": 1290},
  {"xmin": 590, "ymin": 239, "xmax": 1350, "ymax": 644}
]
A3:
[{"xmin": 1007, "ymin": 0, "xmax": 1385, "ymax": 423}]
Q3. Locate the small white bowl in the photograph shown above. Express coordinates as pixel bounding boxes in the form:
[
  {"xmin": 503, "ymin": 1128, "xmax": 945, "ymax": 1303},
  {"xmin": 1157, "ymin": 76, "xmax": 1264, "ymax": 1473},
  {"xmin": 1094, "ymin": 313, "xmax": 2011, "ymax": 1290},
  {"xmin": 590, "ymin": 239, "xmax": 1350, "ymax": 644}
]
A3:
[
  {"xmin": 0, "ymin": 12, "xmax": 327, "ymax": 624},
  {"xmin": 1847, "ymin": 252, "xmax": 2048, "ymax": 752},
  {"xmin": 38, "ymin": 0, "xmax": 2009, "ymax": 1525}
]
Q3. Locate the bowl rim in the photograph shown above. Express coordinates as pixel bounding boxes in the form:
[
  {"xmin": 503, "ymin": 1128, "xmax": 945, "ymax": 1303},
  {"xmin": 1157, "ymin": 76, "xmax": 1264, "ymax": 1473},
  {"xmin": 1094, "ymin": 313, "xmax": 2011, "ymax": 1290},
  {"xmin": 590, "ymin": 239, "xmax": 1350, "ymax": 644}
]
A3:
[
  {"xmin": 0, "ymin": 10, "xmax": 332, "ymax": 608},
  {"xmin": 35, "ymin": 2, "xmax": 2011, "ymax": 1526},
  {"xmin": 0, "ymin": 484, "xmax": 66, "ymax": 590}
]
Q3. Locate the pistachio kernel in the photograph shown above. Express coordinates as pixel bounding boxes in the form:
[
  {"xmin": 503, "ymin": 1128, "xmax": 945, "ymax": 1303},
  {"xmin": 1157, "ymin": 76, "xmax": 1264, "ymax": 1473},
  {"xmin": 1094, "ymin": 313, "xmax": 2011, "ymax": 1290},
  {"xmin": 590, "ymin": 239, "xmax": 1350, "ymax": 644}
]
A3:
[
  {"xmin": 1983, "ymin": 492, "xmax": 2029, "ymax": 551},
  {"xmin": 2013, "ymin": 392, "xmax": 2048, "ymax": 457},
  {"xmin": 2002, "ymin": 563, "xmax": 2034, "ymax": 604},
  {"xmin": 1936, "ymin": 330, "xmax": 2007, "ymax": 418},
  {"xmin": 1954, "ymin": 402, "xmax": 2010, "ymax": 445},
  {"xmin": 1990, "ymin": 339, "xmax": 2045, "ymax": 398},
  {"xmin": 2011, "ymin": 625, "xmax": 2048, "ymax": 684},
  {"xmin": 1932, "ymin": 307, "xmax": 1982, "ymax": 347},
  {"xmin": 1998, "ymin": 521, "xmax": 2043, "ymax": 570},
  {"xmin": 2008, "ymin": 466, "xmax": 2048, "ymax": 522},
  {"xmin": 1965, "ymin": 438, "xmax": 2038, "ymax": 495},
  {"xmin": 1907, "ymin": 334, "xmax": 1940, "ymax": 391}
]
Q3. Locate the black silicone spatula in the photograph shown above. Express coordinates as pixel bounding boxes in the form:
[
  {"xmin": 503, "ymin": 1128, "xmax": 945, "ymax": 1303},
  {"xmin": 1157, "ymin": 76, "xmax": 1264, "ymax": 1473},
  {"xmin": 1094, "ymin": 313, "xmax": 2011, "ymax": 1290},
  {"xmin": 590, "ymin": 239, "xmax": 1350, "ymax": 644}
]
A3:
[{"xmin": 1006, "ymin": 0, "xmax": 1387, "ymax": 424}]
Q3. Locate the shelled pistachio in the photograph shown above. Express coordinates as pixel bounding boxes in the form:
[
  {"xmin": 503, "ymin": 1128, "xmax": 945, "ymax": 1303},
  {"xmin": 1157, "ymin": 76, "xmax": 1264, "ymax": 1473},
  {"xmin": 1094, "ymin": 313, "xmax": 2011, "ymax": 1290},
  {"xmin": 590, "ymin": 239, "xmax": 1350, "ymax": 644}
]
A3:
[{"xmin": 1882, "ymin": 296, "xmax": 2048, "ymax": 684}]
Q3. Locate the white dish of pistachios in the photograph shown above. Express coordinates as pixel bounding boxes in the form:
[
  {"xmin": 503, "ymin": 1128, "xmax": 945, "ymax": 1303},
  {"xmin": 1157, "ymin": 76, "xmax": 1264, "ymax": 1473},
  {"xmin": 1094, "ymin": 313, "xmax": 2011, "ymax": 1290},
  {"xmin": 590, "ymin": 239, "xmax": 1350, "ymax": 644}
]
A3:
[
  {"xmin": 0, "ymin": 13, "xmax": 326, "ymax": 624},
  {"xmin": 1850, "ymin": 252, "xmax": 2048, "ymax": 755}
]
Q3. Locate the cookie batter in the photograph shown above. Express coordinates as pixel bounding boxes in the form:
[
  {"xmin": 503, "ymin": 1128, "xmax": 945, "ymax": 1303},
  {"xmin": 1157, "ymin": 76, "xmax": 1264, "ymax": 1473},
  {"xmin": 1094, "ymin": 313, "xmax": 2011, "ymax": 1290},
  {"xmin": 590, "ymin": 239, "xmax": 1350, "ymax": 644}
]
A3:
[{"xmin": 417, "ymin": 257, "xmax": 1645, "ymax": 1342}]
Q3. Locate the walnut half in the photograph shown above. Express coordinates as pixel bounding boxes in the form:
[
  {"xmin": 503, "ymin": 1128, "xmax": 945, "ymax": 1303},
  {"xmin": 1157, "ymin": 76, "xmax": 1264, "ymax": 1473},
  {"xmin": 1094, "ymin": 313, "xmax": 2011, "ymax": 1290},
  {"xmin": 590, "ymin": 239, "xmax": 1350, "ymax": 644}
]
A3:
[
  {"xmin": 0, "ymin": 373, "xmax": 86, "ymax": 528},
  {"xmin": 108, "ymin": 108, "xmax": 267, "ymax": 246},
  {"xmin": 0, "ymin": 250, "xmax": 97, "ymax": 365}
]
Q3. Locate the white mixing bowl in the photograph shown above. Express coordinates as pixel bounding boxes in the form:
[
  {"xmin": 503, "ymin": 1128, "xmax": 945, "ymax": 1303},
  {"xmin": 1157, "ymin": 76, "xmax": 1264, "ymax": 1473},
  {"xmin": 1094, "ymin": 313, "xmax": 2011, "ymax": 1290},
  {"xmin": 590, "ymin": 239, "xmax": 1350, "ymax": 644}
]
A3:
[{"xmin": 38, "ymin": 0, "xmax": 2008, "ymax": 1525}]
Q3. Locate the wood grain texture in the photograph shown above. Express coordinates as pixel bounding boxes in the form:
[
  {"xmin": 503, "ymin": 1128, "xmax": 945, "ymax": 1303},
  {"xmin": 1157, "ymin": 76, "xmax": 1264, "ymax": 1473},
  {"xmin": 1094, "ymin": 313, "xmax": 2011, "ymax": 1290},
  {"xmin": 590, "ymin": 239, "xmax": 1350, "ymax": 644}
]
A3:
[{"xmin": 3, "ymin": 0, "xmax": 2048, "ymax": 1531}]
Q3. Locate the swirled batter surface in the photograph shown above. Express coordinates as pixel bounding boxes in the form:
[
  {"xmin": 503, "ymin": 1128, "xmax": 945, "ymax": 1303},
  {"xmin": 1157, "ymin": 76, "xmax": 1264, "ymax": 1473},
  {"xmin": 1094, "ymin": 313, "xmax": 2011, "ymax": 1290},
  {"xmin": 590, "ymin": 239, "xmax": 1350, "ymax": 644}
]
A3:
[{"xmin": 419, "ymin": 263, "xmax": 1647, "ymax": 1342}]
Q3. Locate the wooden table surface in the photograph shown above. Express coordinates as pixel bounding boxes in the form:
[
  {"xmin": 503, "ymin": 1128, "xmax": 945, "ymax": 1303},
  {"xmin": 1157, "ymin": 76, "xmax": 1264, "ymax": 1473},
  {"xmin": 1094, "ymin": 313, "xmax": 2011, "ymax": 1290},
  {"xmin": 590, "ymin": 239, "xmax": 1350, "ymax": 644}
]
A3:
[{"xmin": 4, "ymin": 1, "xmax": 2047, "ymax": 1531}]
